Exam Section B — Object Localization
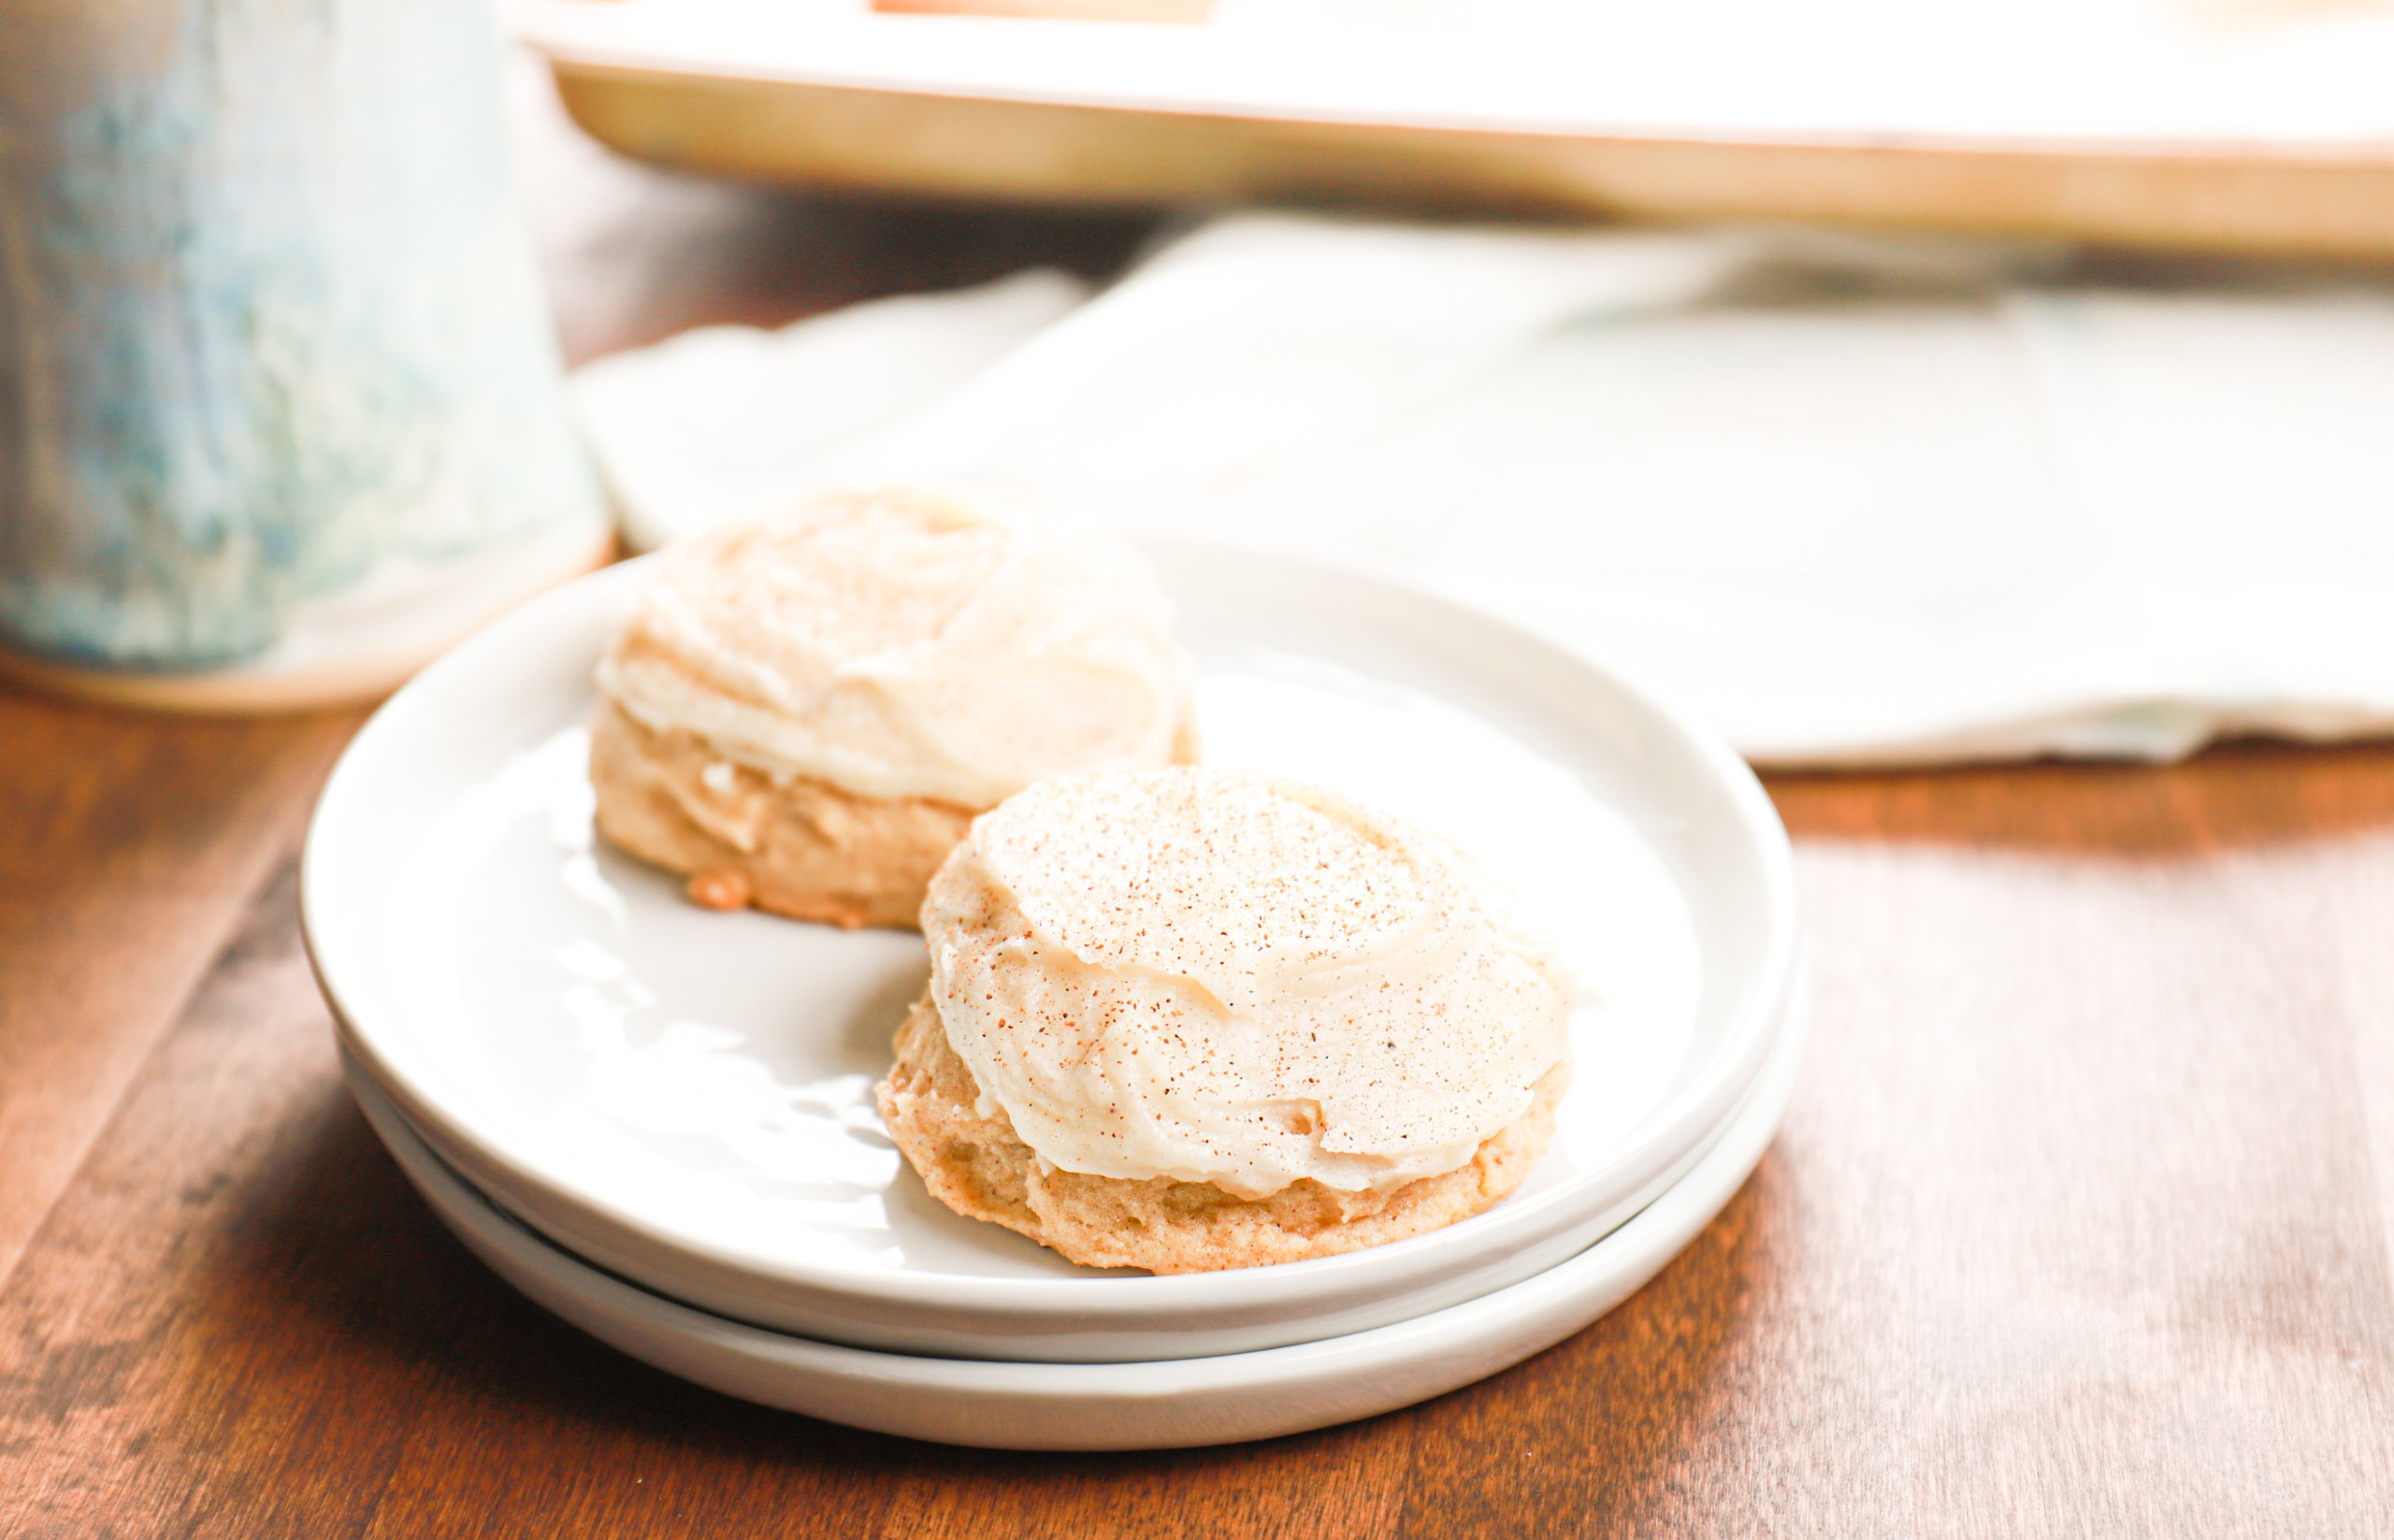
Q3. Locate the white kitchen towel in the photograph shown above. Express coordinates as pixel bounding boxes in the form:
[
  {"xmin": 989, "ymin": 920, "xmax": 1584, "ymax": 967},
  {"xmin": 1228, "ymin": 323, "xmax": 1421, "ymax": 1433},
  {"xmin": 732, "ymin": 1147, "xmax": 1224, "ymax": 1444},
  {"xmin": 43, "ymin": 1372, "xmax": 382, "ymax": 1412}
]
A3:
[
  {"xmin": 571, "ymin": 213, "xmax": 2394, "ymax": 766},
  {"xmin": 573, "ymin": 266, "xmax": 1089, "ymax": 550}
]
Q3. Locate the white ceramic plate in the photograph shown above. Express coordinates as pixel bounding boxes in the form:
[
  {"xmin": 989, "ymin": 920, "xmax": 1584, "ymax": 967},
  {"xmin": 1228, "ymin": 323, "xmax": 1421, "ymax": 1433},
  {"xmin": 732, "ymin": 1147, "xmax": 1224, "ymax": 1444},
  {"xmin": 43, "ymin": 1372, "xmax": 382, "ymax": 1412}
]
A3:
[
  {"xmin": 352, "ymin": 984, "xmax": 1806, "ymax": 1450},
  {"xmin": 305, "ymin": 532, "xmax": 1798, "ymax": 1360},
  {"xmin": 373, "ymin": 957, "xmax": 1795, "ymax": 1358}
]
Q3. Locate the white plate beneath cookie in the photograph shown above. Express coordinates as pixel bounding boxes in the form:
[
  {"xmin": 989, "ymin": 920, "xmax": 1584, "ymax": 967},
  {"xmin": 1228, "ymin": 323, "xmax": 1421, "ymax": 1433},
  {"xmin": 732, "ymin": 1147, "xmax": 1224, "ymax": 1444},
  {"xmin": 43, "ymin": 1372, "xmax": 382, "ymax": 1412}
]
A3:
[
  {"xmin": 350, "ymin": 985, "xmax": 1806, "ymax": 1450},
  {"xmin": 306, "ymin": 531, "xmax": 1799, "ymax": 1362}
]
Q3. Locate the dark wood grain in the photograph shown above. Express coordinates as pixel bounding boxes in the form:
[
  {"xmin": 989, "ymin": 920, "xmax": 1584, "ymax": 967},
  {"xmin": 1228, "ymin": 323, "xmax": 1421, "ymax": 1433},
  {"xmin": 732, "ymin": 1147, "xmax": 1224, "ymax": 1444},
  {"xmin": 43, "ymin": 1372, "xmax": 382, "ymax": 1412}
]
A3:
[
  {"xmin": 7, "ymin": 729, "xmax": 2394, "ymax": 1537},
  {"xmin": 1769, "ymin": 737, "xmax": 2394, "ymax": 853},
  {"xmin": 1765, "ymin": 750, "xmax": 2394, "ymax": 1538},
  {"xmin": 0, "ymin": 689, "xmax": 366, "ymax": 1288}
]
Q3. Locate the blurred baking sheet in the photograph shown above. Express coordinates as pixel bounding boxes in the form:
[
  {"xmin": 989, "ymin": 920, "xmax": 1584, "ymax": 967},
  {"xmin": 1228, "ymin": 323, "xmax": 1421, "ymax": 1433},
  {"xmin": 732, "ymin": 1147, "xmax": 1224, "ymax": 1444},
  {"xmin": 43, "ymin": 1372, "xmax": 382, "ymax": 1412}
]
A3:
[{"xmin": 512, "ymin": 0, "xmax": 2394, "ymax": 254}]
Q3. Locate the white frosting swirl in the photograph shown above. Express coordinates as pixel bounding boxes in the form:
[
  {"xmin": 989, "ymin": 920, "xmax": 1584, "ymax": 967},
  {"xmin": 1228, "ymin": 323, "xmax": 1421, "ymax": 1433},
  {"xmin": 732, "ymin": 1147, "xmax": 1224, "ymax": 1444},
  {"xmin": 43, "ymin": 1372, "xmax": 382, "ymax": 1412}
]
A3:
[
  {"xmin": 923, "ymin": 768, "xmax": 1577, "ymax": 1199},
  {"xmin": 596, "ymin": 486, "xmax": 1190, "ymax": 807}
]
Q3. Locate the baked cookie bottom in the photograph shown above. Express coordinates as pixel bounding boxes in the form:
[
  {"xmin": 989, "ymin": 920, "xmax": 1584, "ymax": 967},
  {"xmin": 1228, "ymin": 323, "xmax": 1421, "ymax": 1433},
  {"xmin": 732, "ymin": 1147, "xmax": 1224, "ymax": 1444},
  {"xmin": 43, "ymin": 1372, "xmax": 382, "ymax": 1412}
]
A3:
[
  {"xmin": 874, "ymin": 991, "xmax": 1570, "ymax": 1274},
  {"xmin": 588, "ymin": 700, "xmax": 978, "ymax": 930}
]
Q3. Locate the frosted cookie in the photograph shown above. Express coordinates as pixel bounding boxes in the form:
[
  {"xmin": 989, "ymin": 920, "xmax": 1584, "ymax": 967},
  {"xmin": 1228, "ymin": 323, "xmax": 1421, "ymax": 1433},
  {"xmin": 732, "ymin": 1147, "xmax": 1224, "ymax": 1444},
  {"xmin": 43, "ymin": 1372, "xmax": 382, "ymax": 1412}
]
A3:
[
  {"xmin": 590, "ymin": 486, "xmax": 1194, "ymax": 928},
  {"xmin": 876, "ymin": 767, "xmax": 1578, "ymax": 1273}
]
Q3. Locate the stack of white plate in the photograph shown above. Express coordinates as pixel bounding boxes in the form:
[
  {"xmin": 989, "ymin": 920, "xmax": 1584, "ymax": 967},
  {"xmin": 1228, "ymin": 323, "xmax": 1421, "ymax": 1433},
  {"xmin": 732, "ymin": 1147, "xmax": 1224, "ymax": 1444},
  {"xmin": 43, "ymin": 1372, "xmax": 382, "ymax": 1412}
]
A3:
[{"xmin": 304, "ymin": 531, "xmax": 1806, "ymax": 1451}]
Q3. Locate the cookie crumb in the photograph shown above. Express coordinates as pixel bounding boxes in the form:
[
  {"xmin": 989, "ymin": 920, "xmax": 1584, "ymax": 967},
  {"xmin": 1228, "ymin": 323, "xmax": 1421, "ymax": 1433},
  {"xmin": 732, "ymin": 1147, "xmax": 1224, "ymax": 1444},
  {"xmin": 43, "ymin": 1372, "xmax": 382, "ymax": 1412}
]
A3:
[{"xmin": 686, "ymin": 870, "xmax": 753, "ymax": 911}]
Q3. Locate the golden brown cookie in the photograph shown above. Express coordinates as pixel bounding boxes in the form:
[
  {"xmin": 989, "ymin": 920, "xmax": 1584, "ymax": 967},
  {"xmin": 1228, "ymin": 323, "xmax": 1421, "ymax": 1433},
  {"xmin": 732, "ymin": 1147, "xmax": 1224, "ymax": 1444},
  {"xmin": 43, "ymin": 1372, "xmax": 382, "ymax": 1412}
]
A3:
[
  {"xmin": 586, "ymin": 486, "xmax": 1200, "ymax": 928},
  {"xmin": 588, "ymin": 701, "xmax": 976, "ymax": 930},
  {"xmin": 874, "ymin": 991, "xmax": 1569, "ymax": 1274}
]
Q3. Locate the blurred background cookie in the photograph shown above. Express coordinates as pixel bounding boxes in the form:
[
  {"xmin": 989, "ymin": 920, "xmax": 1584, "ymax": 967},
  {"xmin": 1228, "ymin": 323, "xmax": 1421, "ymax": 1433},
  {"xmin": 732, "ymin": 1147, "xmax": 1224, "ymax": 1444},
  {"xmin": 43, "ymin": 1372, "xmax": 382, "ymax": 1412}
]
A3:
[{"xmin": 590, "ymin": 484, "xmax": 1196, "ymax": 927}]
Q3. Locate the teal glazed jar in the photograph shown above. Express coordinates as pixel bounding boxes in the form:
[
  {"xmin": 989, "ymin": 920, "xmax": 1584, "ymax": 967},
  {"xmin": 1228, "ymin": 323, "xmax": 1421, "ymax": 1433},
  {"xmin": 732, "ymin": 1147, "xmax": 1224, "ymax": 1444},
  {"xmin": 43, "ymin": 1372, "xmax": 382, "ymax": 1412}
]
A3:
[{"xmin": 0, "ymin": 0, "xmax": 609, "ymax": 708}]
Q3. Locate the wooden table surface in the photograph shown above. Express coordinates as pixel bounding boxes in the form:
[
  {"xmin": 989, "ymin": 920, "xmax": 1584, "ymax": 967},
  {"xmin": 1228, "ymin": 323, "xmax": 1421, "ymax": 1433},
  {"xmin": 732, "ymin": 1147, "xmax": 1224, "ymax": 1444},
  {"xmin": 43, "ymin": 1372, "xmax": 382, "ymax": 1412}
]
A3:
[{"xmin": 8, "ymin": 65, "xmax": 2394, "ymax": 1540}]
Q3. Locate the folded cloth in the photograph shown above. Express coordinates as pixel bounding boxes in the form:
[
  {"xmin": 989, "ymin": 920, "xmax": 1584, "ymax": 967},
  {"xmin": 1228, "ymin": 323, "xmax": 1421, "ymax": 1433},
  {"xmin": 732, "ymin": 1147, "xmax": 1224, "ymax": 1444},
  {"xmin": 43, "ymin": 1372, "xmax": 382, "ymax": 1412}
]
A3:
[
  {"xmin": 573, "ymin": 267, "xmax": 1089, "ymax": 552},
  {"xmin": 573, "ymin": 213, "xmax": 2394, "ymax": 767}
]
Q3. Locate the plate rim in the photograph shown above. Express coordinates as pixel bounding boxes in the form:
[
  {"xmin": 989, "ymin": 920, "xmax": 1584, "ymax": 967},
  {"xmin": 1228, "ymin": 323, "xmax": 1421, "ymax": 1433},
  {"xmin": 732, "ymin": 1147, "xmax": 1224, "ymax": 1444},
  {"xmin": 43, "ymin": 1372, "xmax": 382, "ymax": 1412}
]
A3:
[
  {"xmin": 303, "ymin": 528, "xmax": 1798, "ymax": 1325},
  {"xmin": 353, "ymin": 979, "xmax": 1808, "ymax": 1447},
  {"xmin": 343, "ymin": 948, "xmax": 1802, "ymax": 1360}
]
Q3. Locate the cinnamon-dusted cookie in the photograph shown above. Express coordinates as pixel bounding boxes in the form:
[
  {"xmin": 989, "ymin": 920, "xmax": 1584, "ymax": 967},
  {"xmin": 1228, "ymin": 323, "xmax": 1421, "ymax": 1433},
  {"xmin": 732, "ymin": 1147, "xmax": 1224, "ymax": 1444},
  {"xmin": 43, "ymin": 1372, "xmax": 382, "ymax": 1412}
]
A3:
[
  {"xmin": 589, "ymin": 485, "xmax": 1196, "ymax": 928},
  {"xmin": 877, "ymin": 767, "xmax": 1579, "ymax": 1272}
]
